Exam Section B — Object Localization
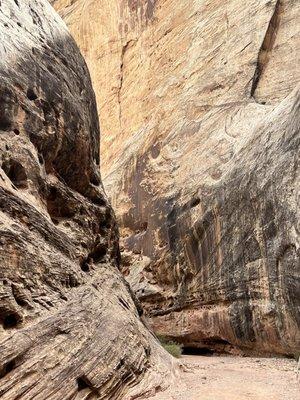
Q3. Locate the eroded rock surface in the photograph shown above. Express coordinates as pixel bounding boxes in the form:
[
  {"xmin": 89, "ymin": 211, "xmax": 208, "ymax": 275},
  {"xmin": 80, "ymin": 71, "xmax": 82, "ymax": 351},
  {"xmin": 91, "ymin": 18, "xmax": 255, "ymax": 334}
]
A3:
[
  {"xmin": 52, "ymin": 0, "xmax": 300, "ymax": 356},
  {"xmin": 0, "ymin": 1, "xmax": 176, "ymax": 399}
]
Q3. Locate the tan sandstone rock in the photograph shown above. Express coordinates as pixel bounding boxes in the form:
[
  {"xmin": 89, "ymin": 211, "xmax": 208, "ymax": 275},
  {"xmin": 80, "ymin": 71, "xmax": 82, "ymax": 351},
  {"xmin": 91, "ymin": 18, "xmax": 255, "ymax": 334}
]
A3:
[
  {"xmin": 0, "ymin": 1, "xmax": 176, "ymax": 399},
  {"xmin": 52, "ymin": 0, "xmax": 300, "ymax": 356}
]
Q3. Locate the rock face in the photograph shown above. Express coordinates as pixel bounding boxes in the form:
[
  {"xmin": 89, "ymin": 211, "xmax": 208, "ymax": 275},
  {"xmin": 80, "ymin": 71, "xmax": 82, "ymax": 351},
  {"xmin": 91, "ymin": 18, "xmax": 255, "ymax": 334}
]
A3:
[
  {"xmin": 0, "ymin": 1, "xmax": 176, "ymax": 399},
  {"xmin": 52, "ymin": 0, "xmax": 300, "ymax": 356}
]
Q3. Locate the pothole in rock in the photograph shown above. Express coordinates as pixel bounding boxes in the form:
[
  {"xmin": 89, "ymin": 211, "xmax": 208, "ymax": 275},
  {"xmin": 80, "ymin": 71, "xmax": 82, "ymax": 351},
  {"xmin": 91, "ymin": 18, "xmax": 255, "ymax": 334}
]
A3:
[
  {"xmin": 0, "ymin": 308, "xmax": 22, "ymax": 330},
  {"xmin": 2, "ymin": 159, "xmax": 28, "ymax": 189}
]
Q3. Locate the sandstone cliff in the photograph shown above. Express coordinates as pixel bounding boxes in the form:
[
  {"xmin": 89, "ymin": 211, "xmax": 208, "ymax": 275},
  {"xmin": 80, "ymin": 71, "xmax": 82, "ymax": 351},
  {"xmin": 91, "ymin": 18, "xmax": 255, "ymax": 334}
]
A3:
[
  {"xmin": 0, "ymin": 1, "xmax": 176, "ymax": 399},
  {"xmin": 52, "ymin": 0, "xmax": 300, "ymax": 356}
]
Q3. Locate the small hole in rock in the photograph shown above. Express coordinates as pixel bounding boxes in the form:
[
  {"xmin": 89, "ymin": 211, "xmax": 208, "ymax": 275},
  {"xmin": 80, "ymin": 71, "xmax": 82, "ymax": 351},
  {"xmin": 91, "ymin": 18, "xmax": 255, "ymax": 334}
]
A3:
[
  {"xmin": 3, "ymin": 314, "xmax": 19, "ymax": 329},
  {"xmin": 92, "ymin": 197, "xmax": 106, "ymax": 207},
  {"xmin": 0, "ymin": 359, "xmax": 16, "ymax": 379},
  {"xmin": 61, "ymin": 58, "xmax": 68, "ymax": 68},
  {"xmin": 90, "ymin": 245, "xmax": 107, "ymax": 263},
  {"xmin": 190, "ymin": 197, "xmax": 200, "ymax": 208},
  {"xmin": 26, "ymin": 88, "xmax": 38, "ymax": 101},
  {"xmin": 68, "ymin": 274, "xmax": 79, "ymax": 288},
  {"xmin": 2, "ymin": 160, "xmax": 28, "ymax": 189},
  {"xmin": 80, "ymin": 259, "xmax": 90, "ymax": 272},
  {"xmin": 14, "ymin": 297, "xmax": 27, "ymax": 308},
  {"xmin": 77, "ymin": 376, "xmax": 89, "ymax": 391},
  {"xmin": 90, "ymin": 174, "xmax": 100, "ymax": 186},
  {"xmin": 47, "ymin": 65, "xmax": 54, "ymax": 74},
  {"xmin": 0, "ymin": 117, "xmax": 11, "ymax": 131},
  {"xmin": 13, "ymin": 128, "xmax": 20, "ymax": 135}
]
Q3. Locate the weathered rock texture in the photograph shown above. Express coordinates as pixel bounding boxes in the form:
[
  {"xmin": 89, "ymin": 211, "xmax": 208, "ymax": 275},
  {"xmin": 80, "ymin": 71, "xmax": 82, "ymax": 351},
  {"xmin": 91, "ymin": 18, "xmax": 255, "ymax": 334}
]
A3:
[
  {"xmin": 0, "ymin": 1, "xmax": 176, "ymax": 399},
  {"xmin": 52, "ymin": 0, "xmax": 300, "ymax": 356}
]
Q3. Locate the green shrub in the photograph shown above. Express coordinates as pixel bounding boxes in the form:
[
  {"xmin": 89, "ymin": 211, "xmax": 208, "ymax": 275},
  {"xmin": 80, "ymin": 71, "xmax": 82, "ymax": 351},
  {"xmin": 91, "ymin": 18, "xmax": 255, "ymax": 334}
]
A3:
[{"xmin": 157, "ymin": 335, "xmax": 182, "ymax": 358}]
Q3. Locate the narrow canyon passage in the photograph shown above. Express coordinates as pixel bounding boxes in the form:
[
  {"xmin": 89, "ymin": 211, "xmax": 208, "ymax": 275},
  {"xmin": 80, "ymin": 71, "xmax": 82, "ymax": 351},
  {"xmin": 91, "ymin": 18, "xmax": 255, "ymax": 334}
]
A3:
[
  {"xmin": 0, "ymin": 1, "xmax": 299, "ymax": 399},
  {"xmin": 149, "ymin": 355, "xmax": 299, "ymax": 400}
]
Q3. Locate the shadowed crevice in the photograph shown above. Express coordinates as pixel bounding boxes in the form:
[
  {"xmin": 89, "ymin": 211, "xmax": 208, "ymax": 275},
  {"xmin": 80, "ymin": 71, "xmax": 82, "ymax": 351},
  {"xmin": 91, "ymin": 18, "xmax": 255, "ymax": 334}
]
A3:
[{"xmin": 250, "ymin": 0, "xmax": 283, "ymax": 101}]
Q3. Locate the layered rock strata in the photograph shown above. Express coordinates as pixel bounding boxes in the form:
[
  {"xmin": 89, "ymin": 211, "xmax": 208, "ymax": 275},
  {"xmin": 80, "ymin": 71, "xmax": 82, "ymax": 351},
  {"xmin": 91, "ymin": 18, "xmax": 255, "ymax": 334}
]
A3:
[
  {"xmin": 53, "ymin": 0, "xmax": 300, "ymax": 356},
  {"xmin": 0, "ymin": 1, "xmax": 175, "ymax": 399}
]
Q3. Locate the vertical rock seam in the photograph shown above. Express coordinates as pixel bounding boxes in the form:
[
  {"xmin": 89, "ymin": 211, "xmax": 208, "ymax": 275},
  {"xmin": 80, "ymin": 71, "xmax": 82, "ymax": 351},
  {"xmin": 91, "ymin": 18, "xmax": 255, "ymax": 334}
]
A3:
[
  {"xmin": 250, "ymin": 0, "xmax": 283, "ymax": 101},
  {"xmin": 118, "ymin": 40, "xmax": 136, "ymax": 130}
]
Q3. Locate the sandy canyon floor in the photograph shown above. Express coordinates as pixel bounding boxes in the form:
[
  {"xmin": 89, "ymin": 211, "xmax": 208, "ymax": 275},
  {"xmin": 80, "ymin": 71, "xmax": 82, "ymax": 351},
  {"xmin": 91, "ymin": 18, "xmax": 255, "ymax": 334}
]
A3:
[{"xmin": 149, "ymin": 355, "xmax": 299, "ymax": 400}]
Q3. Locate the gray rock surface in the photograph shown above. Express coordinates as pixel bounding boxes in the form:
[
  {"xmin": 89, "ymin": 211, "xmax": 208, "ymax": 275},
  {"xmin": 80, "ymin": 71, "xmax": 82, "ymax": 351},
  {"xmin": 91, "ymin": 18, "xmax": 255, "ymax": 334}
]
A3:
[{"xmin": 0, "ymin": 1, "xmax": 176, "ymax": 399}]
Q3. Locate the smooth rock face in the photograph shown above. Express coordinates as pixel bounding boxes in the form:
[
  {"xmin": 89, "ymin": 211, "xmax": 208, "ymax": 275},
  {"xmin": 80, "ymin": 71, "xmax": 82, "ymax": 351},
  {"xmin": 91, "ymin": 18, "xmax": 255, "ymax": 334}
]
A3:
[
  {"xmin": 0, "ymin": 1, "xmax": 175, "ymax": 399},
  {"xmin": 52, "ymin": 0, "xmax": 300, "ymax": 356}
]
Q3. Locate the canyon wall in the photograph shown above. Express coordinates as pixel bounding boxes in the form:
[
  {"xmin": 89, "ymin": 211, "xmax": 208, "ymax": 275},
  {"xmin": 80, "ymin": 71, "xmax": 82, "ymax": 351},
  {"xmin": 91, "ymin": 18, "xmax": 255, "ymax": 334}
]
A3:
[
  {"xmin": 0, "ymin": 1, "xmax": 176, "ymax": 399},
  {"xmin": 52, "ymin": 0, "xmax": 300, "ymax": 356}
]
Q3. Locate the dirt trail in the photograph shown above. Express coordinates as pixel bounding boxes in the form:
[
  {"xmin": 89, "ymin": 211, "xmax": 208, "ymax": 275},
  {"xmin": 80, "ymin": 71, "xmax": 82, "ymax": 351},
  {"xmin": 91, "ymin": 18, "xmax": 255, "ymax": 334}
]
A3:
[{"xmin": 150, "ymin": 355, "xmax": 299, "ymax": 400}]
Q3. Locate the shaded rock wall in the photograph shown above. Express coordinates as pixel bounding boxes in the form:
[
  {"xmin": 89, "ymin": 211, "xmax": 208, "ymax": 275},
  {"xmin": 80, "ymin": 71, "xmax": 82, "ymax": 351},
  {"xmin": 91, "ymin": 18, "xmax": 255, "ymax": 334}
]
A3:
[
  {"xmin": 0, "ymin": 1, "xmax": 176, "ymax": 399},
  {"xmin": 53, "ymin": 0, "xmax": 300, "ymax": 356}
]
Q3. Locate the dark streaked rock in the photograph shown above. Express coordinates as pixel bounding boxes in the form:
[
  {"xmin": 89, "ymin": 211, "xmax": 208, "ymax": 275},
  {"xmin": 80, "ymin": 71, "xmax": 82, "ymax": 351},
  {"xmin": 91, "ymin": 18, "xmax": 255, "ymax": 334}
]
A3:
[{"xmin": 0, "ymin": 1, "xmax": 175, "ymax": 399}]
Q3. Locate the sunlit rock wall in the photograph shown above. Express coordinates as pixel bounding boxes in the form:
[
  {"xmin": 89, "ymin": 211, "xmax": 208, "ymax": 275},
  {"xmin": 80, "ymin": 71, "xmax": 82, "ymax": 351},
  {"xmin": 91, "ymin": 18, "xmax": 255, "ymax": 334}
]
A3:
[{"xmin": 52, "ymin": 0, "xmax": 300, "ymax": 356}]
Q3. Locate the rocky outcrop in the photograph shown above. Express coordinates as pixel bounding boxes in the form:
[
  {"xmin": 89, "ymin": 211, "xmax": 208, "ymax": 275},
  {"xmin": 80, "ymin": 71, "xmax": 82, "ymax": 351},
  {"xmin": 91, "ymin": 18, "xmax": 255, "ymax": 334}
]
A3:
[
  {"xmin": 52, "ymin": 0, "xmax": 300, "ymax": 356},
  {"xmin": 0, "ymin": 1, "xmax": 176, "ymax": 399}
]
